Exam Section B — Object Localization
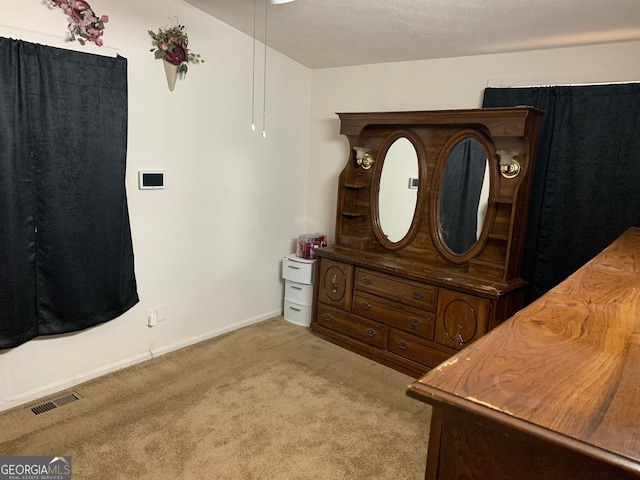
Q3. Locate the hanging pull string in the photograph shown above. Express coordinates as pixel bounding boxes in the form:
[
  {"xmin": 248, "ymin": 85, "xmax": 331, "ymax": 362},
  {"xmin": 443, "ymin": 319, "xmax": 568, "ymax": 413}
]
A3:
[
  {"xmin": 262, "ymin": 0, "xmax": 268, "ymax": 138},
  {"xmin": 251, "ymin": 0, "xmax": 257, "ymax": 132}
]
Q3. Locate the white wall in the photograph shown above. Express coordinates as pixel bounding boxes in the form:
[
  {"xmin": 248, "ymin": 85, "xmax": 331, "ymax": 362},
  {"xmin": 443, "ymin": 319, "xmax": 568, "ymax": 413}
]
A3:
[
  {"xmin": 0, "ymin": 0, "xmax": 311, "ymax": 410},
  {"xmin": 307, "ymin": 41, "xmax": 640, "ymax": 243}
]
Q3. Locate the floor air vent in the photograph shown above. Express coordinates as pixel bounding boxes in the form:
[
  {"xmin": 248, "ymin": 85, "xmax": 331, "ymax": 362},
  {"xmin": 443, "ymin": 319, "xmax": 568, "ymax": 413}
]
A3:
[{"xmin": 29, "ymin": 391, "xmax": 83, "ymax": 416}]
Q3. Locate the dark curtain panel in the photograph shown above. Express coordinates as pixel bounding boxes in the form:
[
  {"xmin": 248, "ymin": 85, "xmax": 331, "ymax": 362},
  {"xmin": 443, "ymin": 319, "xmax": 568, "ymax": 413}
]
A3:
[
  {"xmin": 0, "ymin": 38, "xmax": 37, "ymax": 346},
  {"xmin": 483, "ymin": 84, "xmax": 640, "ymax": 303},
  {"xmin": 439, "ymin": 139, "xmax": 487, "ymax": 254},
  {"xmin": 0, "ymin": 38, "xmax": 138, "ymax": 349}
]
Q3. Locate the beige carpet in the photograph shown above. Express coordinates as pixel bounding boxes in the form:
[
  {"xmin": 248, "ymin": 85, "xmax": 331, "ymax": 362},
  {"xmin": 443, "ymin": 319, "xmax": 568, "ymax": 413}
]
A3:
[{"xmin": 0, "ymin": 317, "xmax": 431, "ymax": 479}]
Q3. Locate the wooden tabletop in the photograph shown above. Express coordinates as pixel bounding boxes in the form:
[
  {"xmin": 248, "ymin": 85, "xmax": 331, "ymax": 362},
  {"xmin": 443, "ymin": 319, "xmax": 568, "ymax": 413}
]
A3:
[{"xmin": 407, "ymin": 227, "xmax": 640, "ymax": 471}]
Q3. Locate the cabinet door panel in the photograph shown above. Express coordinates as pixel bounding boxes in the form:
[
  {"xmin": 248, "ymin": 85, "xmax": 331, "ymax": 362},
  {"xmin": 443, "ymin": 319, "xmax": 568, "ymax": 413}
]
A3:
[
  {"xmin": 317, "ymin": 259, "xmax": 354, "ymax": 311},
  {"xmin": 435, "ymin": 289, "xmax": 490, "ymax": 350}
]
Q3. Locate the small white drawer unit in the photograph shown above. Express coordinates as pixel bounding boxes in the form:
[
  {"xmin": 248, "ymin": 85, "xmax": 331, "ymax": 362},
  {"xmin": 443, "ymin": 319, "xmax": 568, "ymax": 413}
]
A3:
[{"xmin": 282, "ymin": 254, "xmax": 316, "ymax": 327}]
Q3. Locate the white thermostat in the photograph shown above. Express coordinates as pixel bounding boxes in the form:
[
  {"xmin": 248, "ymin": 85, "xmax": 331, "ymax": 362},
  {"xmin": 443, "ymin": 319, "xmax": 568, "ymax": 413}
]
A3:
[{"xmin": 138, "ymin": 170, "xmax": 165, "ymax": 190}]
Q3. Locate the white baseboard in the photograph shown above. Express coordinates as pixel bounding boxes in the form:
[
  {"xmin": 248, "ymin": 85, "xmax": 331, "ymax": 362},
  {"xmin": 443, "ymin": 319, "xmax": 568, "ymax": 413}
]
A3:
[
  {"xmin": 0, "ymin": 311, "xmax": 280, "ymax": 413},
  {"xmin": 0, "ymin": 352, "xmax": 152, "ymax": 413},
  {"xmin": 150, "ymin": 310, "xmax": 280, "ymax": 357}
]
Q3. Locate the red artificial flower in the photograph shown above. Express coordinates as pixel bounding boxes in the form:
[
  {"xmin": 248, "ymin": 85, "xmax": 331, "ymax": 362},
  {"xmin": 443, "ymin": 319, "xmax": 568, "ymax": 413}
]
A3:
[{"xmin": 163, "ymin": 44, "xmax": 187, "ymax": 66}]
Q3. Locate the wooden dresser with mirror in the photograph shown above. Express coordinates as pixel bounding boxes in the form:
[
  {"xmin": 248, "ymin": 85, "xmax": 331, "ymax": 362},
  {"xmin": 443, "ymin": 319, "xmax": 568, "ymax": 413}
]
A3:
[{"xmin": 311, "ymin": 107, "xmax": 543, "ymax": 377}]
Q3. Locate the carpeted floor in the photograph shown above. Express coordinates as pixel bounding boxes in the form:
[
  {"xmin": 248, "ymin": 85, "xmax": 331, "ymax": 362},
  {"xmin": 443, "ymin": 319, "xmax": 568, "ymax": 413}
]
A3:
[{"xmin": 0, "ymin": 317, "xmax": 431, "ymax": 479}]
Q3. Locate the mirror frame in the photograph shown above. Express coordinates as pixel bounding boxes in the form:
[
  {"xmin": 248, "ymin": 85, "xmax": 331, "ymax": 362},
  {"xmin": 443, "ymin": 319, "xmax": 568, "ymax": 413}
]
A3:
[
  {"xmin": 371, "ymin": 130, "xmax": 427, "ymax": 251},
  {"xmin": 429, "ymin": 129, "xmax": 498, "ymax": 264}
]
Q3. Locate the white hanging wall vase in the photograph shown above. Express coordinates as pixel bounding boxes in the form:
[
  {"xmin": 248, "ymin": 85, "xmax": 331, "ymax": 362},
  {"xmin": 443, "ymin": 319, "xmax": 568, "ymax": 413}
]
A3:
[
  {"xmin": 149, "ymin": 23, "xmax": 204, "ymax": 92},
  {"xmin": 163, "ymin": 60, "xmax": 179, "ymax": 92}
]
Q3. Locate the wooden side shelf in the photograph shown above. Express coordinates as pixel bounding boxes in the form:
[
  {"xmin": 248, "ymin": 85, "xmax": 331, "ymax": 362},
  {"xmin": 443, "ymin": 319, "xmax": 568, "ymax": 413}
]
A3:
[
  {"xmin": 468, "ymin": 257, "xmax": 505, "ymax": 268},
  {"xmin": 489, "ymin": 232, "xmax": 509, "ymax": 241},
  {"xmin": 340, "ymin": 210, "xmax": 368, "ymax": 218}
]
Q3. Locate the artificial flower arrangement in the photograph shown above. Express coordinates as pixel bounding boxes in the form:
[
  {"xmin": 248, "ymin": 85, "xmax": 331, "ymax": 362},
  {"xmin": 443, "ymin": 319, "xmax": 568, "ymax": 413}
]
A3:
[
  {"xmin": 47, "ymin": 0, "xmax": 109, "ymax": 46},
  {"xmin": 148, "ymin": 24, "xmax": 204, "ymax": 74}
]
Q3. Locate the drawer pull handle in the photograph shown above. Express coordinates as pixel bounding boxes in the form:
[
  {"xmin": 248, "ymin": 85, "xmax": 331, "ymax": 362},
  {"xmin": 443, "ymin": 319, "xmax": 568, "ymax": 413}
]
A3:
[
  {"xmin": 289, "ymin": 306, "xmax": 301, "ymax": 312},
  {"xmin": 323, "ymin": 313, "xmax": 333, "ymax": 321},
  {"xmin": 398, "ymin": 340, "xmax": 410, "ymax": 350},
  {"xmin": 447, "ymin": 324, "xmax": 465, "ymax": 346},
  {"xmin": 360, "ymin": 302, "xmax": 371, "ymax": 310},
  {"xmin": 362, "ymin": 277, "xmax": 373, "ymax": 285},
  {"xmin": 365, "ymin": 328, "xmax": 377, "ymax": 337},
  {"xmin": 412, "ymin": 291, "xmax": 424, "ymax": 300},
  {"xmin": 409, "ymin": 317, "xmax": 422, "ymax": 327},
  {"xmin": 288, "ymin": 265, "xmax": 301, "ymax": 270},
  {"xmin": 291, "ymin": 285, "xmax": 303, "ymax": 290}
]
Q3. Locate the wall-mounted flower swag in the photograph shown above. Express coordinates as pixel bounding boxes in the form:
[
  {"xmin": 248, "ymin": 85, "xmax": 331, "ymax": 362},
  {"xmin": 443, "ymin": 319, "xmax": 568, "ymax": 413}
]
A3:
[
  {"xmin": 46, "ymin": 0, "xmax": 109, "ymax": 46},
  {"xmin": 148, "ymin": 24, "xmax": 204, "ymax": 74}
]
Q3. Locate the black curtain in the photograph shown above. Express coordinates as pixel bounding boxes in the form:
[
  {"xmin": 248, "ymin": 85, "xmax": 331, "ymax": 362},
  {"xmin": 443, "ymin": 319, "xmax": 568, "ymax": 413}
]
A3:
[
  {"xmin": 439, "ymin": 139, "xmax": 487, "ymax": 254},
  {"xmin": 483, "ymin": 83, "xmax": 640, "ymax": 303},
  {"xmin": 0, "ymin": 37, "xmax": 138, "ymax": 349}
]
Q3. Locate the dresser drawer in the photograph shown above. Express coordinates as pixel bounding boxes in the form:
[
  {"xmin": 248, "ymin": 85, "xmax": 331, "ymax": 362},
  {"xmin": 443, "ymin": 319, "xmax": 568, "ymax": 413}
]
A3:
[
  {"xmin": 282, "ymin": 255, "xmax": 316, "ymax": 284},
  {"xmin": 355, "ymin": 268, "xmax": 438, "ymax": 311},
  {"xmin": 316, "ymin": 304, "xmax": 387, "ymax": 349},
  {"xmin": 284, "ymin": 280, "xmax": 314, "ymax": 306},
  {"xmin": 388, "ymin": 329, "xmax": 451, "ymax": 369},
  {"xmin": 283, "ymin": 299, "xmax": 312, "ymax": 327},
  {"xmin": 352, "ymin": 292, "xmax": 435, "ymax": 341}
]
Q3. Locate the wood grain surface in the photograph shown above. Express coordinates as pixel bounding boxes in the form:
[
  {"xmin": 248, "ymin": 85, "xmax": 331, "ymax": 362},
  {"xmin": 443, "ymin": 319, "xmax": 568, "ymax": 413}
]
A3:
[{"xmin": 408, "ymin": 227, "xmax": 640, "ymax": 465}]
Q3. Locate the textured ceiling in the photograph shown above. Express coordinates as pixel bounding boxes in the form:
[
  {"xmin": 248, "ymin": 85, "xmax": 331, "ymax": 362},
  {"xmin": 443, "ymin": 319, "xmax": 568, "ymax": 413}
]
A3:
[{"xmin": 185, "ymin": 0, "xmax": 640, "ymax": 69}]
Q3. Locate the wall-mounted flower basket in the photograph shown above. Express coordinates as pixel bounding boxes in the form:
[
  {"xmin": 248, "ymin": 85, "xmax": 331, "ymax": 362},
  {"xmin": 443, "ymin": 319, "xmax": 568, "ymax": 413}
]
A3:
[{"xmin": 148, "ymin": 23, "xmax": 204, "ymax": 92}]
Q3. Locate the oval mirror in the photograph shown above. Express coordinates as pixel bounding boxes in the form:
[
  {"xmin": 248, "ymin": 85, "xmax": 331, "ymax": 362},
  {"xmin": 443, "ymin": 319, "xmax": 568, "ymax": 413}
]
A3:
[
  {"xmin": 378, "ymin": 137, "xmax": 419, "ymax": 244},
  {"xmin": 438, "ymin": 137, "xmax": 490, "ymax": 256}
]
